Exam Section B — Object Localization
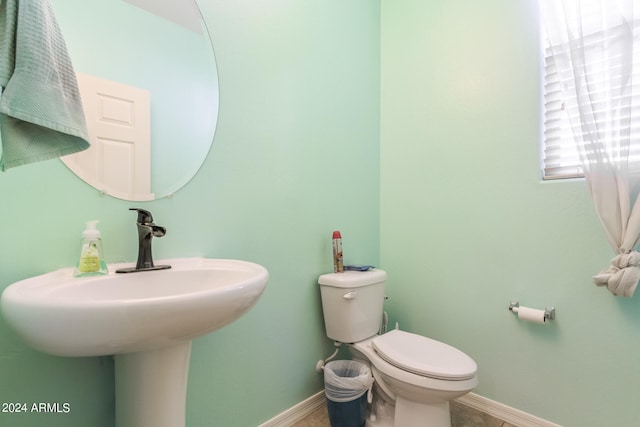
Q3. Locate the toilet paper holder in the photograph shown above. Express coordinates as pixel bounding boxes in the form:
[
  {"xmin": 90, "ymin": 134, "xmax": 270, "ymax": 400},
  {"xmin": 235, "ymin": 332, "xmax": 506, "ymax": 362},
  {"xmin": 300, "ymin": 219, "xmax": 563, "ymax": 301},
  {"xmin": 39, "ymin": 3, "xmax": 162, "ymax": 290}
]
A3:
[{"xmin": 508, "ymin": 301, "xmax": 555, "ymax": 321}]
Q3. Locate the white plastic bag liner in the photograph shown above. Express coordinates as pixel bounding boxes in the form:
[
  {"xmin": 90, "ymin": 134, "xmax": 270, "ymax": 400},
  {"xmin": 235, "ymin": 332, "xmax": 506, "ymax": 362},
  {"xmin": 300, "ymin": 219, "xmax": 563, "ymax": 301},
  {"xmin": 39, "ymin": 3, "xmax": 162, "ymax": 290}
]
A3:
[{"xmin": 324, "ymin": 360, "xmax": 374, "ymax": 403}]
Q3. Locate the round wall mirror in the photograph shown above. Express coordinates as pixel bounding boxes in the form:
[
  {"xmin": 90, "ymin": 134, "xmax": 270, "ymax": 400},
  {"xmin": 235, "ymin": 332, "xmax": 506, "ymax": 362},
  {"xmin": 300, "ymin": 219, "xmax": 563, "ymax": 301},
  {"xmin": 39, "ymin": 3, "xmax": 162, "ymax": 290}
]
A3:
[{"xmin": 51, "ymin": 0, "xmax": 219, "ymax": 201}]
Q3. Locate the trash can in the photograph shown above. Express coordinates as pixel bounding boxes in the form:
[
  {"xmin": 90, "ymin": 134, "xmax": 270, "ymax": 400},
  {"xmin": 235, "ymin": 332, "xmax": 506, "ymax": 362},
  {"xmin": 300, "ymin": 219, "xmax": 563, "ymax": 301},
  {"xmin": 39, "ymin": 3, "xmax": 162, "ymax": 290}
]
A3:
[{"xmin": 324, "ymin": 360, "xmax": 373, "ymax": 427}]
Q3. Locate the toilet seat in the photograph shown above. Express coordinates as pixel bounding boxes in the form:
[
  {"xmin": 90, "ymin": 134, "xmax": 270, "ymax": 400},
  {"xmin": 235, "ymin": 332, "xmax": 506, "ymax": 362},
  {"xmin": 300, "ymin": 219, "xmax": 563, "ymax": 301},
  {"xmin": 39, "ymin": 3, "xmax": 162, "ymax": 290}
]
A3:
[
  {"xmin": 372, "ymin": 330, "xmax": 477, "ymax": 381},
  {"xmin": 350, "ymin": 331, "xmax": 478, "ymax": 397}
]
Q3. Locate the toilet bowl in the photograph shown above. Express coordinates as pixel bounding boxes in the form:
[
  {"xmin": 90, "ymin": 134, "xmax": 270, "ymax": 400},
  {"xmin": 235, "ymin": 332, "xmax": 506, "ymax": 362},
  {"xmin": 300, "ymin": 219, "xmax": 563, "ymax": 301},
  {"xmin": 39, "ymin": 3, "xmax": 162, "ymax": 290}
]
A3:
[
  {"xmin": 318, "ymin": 270, "xmax": 478, "ymax": 427},
  {"xmin": 350, "ymin": 330, "xmax": 477, "ymax": 427}
]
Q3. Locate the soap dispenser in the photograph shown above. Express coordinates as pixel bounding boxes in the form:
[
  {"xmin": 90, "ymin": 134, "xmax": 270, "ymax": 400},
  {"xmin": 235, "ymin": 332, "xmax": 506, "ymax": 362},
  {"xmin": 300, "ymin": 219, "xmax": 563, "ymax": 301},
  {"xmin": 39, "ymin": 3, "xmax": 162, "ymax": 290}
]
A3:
[{"xmin": 73, "ymin": 220, "xmax": 108, "ymax": 277}]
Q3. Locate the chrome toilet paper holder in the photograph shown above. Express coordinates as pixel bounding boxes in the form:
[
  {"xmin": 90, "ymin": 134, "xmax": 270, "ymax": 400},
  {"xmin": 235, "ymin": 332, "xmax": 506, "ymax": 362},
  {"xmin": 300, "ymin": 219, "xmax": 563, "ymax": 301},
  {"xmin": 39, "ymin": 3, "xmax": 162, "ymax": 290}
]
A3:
[{"xmin": 508, "ymin": 301, "xmax": 555, "ymax": 321}]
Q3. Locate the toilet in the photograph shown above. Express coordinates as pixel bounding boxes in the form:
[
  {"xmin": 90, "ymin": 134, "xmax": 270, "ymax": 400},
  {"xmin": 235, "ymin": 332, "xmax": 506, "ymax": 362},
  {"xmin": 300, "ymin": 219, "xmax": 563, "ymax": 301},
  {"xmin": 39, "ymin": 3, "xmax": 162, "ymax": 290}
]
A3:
[{"xmin": 318, "ymin": 270, "xmax": 478, "ymax": 427}]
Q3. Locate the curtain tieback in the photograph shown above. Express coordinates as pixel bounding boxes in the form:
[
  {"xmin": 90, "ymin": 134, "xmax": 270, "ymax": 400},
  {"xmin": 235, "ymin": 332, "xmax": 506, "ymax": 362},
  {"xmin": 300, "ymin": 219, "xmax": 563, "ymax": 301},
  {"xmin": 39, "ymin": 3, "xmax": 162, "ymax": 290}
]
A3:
[{"xmin": 593, "ymin": 251, "xmax": 640, "ymax": 297}]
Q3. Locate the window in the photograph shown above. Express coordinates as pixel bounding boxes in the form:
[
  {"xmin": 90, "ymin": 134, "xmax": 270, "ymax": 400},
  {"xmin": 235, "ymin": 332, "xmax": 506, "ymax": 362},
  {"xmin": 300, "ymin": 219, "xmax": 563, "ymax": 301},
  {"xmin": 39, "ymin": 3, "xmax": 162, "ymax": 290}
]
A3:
[
  {"xmin": 541, "ymin": 41, "xmax": 584, "ymax": 180},
  {"xmin": 540, "ymin": 2, "xmax": 640, "ymax": 180}
]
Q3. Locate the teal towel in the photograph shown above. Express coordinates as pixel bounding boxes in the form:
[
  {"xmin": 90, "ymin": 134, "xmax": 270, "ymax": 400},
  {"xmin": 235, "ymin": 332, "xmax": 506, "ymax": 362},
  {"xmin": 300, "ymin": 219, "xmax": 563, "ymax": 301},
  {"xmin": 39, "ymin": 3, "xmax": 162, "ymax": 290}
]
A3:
[{"xmin": 0, "ymin": 0, "xmax": 89, "ymax": 171}]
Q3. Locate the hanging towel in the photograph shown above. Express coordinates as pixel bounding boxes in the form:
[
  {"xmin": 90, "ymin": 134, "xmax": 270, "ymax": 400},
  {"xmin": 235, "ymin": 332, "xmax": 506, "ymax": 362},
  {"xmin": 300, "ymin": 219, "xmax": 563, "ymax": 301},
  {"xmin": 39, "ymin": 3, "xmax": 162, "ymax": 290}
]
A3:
[{"xmin": 0, "ymin": 0, "xmax": 89, "ymax": 171}]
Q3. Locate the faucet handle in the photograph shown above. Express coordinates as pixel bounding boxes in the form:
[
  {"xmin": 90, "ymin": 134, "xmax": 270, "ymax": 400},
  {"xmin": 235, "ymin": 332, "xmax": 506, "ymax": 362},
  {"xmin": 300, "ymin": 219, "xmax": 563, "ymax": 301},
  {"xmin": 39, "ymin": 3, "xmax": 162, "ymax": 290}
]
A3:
[{"xmin": 129, "ymin": 208, "xmax": 154, "ymax": 224}]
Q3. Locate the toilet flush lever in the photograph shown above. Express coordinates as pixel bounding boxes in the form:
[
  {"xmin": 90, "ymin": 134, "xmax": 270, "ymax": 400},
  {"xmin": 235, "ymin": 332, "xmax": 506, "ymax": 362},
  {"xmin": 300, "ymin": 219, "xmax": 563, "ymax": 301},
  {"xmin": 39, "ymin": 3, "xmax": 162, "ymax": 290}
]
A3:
[{"xmin": 343, "ymin": 292, "xmax": 357, "ymax": 300}]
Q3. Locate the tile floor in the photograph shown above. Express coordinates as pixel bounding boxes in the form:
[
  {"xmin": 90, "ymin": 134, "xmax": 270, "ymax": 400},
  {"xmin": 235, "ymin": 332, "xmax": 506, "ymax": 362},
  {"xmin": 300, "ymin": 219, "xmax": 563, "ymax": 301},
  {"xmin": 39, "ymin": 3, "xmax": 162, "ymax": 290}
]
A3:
[{"xmin": 291, "ymin": 400, "xmax": 517, "ymax": 427}]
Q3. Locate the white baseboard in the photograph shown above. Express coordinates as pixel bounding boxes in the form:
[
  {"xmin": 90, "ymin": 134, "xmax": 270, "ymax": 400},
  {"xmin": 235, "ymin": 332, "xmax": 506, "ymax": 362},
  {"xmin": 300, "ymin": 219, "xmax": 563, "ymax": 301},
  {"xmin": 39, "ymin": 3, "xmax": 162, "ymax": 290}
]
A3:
[
  {"xmin": 456, "ymin": 393, "xmax": 562, "ymax": 427},
  {"xmin": 258, "ymin": 390, "xmax": 561, "ymax": 427},
  {"xmin": 258, "ymin": 391, "xmax": 326, "ymax": 427}
]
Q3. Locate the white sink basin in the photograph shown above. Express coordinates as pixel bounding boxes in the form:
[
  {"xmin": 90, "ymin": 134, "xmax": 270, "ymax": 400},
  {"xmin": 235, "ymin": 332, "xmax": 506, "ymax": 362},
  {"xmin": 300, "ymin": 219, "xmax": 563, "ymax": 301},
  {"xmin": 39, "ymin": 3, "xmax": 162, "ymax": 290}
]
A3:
[
  {"xmin": 0, "ymin": 257, "xmax": 268, "ymax": 357},
  {"xmin": 1, "ymin": 257, "xmax": 268, "ymax": 427}
]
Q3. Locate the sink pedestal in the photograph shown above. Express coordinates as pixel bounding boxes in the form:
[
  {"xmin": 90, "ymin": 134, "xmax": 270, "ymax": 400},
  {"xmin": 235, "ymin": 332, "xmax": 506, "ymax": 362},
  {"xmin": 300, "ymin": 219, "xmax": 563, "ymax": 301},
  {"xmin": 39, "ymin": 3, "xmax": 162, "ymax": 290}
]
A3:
[{"xmin": 115, "ymin": 342, "xmax": 192, "ymax": 427}]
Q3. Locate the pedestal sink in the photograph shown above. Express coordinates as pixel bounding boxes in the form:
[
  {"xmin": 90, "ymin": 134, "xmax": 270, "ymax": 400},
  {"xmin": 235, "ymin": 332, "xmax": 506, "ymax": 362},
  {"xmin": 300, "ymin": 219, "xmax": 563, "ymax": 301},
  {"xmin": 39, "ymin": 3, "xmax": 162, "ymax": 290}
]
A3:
[{"xmin": 0, "ymin": 257, "xmax": 268, "ymax": 427}]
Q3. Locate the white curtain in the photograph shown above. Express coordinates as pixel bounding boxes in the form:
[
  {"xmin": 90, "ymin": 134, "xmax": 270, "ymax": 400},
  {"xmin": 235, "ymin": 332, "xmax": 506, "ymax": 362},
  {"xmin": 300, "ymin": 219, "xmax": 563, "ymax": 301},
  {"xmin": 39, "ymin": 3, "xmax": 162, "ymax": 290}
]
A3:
[{"xmin": 541, "ymin": 0, "xmax": 640, "ymax": 296}]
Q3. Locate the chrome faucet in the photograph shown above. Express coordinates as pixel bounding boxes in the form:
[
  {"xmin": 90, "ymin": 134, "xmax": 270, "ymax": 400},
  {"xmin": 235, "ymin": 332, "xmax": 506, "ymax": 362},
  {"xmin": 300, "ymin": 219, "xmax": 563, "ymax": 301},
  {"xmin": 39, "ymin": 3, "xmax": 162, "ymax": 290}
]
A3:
[{"xmin": 116, "ymin": 208, "xmax": 171, "ymax": 273}]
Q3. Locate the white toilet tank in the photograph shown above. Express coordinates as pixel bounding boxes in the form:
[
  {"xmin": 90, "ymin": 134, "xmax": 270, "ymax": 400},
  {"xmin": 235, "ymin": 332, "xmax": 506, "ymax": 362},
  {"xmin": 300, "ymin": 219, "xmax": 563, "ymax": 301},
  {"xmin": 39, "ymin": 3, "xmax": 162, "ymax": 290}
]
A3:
[{"xmin": 318, "ymin": 269, "xmax": 387, "ymax": 343}]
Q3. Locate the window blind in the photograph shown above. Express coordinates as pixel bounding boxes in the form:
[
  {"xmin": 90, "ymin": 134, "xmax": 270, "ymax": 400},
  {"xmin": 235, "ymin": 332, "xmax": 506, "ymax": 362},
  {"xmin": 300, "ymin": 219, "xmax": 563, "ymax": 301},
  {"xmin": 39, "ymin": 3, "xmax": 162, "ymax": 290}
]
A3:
[
  {"xmin": 542, "ymin": 48, "xmax": 583, "ymax": 180},
  {"xmin": 541, "ymin": 11, "xmax": 640, "ymax": 180}
]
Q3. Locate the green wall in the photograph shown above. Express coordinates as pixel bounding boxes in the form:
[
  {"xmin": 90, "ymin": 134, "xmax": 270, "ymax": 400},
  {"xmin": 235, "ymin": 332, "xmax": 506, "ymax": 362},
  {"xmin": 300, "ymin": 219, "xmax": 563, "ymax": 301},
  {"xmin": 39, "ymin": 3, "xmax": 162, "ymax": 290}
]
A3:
[
  {"xmin": 380, "ymin": 1, "xmax": 640, "ymax": 426},
  {"xmin": 0, "ymin": 1, "xmax": 380, "ymax": 426}
]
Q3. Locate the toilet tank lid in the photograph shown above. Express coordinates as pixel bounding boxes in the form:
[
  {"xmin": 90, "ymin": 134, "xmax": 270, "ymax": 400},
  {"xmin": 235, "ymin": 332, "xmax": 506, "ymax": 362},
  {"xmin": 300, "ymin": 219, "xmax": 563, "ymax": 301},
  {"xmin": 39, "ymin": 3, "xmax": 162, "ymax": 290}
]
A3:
[{"xmin": 318, "ymin": 269, "xmax": 387, "ymax": 288}]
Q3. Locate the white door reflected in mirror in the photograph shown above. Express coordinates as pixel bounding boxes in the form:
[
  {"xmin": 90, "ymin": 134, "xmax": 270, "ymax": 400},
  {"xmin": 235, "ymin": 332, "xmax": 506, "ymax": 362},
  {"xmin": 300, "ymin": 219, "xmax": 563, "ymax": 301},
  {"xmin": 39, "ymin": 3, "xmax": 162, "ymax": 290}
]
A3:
[{"xmin": 63, "ymin": 73, "xmax": 153, "ymax": 201}]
